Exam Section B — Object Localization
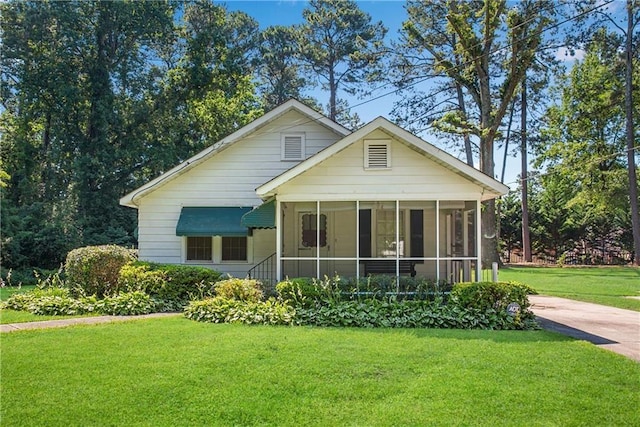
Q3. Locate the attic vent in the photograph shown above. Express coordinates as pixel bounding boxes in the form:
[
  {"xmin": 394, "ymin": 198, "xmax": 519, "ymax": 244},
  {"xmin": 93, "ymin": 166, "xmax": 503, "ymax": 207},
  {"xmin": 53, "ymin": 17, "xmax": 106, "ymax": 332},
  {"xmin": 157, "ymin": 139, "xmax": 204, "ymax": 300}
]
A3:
[
  {"xmin": 365, "ymin": 140, "xmax": 391, "ymax": 169},
  {"xmin": 281, "ymin": 133, "xmax": 305, "ymax": 161}
]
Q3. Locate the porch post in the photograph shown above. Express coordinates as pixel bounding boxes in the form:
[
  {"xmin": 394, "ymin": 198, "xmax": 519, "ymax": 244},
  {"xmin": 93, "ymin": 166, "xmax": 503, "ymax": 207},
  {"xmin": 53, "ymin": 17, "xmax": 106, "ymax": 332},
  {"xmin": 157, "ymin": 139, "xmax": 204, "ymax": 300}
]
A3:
[
  {"xmin": 316, "ymin": 200, "xmax": 320, "ymax": 279},
  {"xmin": 395, "ymin": 200, "xmax": 400, "ymax": 281},
  {"xmin": 276, "ymin": 199, "xmax": 282, "ymax": 282},
  {"xmin": 356, "ymin": 200, "xmax": 360, "ymax": 282},
  {"xmin": 476, "ymin": 199, "xmax": 482, "ymax": 282},
  {"xmin": 436, "ymin": 200, "xmax": 440, "ymax": 282}
]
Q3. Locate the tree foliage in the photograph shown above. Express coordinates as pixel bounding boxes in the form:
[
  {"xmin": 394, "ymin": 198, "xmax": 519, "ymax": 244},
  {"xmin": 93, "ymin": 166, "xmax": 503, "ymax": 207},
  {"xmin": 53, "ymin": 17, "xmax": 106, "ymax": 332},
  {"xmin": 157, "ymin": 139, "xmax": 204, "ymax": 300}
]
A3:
[
  {"xmin": 393, "ymin": 0, "xmax": 560, "ymax": 265},
  {"xmin": 535, "ymin": 29, "xmax": 639, "ymax": 261},
  {"xmin": 299, "ymin": 0, "xmax": 387, "ymax": 122},
  {"xmin": 0, "ymin": 0, "xmax": 262, "ymax": 271}
]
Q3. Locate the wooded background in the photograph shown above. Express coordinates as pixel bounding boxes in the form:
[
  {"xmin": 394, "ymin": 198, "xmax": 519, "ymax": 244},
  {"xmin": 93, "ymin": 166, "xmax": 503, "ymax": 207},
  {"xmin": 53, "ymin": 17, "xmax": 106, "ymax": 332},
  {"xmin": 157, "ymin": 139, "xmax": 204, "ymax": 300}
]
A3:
[{"xmin": 1, "ymin": 0, "xmax": 638, "ymax": 274}]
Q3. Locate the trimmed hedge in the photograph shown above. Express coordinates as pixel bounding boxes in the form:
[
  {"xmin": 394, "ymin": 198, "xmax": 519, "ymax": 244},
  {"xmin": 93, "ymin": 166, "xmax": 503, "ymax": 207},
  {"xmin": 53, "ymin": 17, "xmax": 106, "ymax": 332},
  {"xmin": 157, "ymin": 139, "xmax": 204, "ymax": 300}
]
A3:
[
  {"xmin": 65, "ymin": 245, "xmax": 137, "ymax": 297},
  {"xmin": 118, "ymin": 261, "xmax": 222, "ymax": 308}
]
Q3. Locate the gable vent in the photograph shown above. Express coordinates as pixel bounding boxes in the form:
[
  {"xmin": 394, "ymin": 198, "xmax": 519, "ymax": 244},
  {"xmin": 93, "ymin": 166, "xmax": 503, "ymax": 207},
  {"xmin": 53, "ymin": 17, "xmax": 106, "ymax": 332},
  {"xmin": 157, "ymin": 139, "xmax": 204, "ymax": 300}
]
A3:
[
  {"xmin": 282, "ymin": 133, "xmax": 305, "ymax": 161},
  {"xmin": 365, "ymin": 140, "xmax": 391, "ymax": 169}
]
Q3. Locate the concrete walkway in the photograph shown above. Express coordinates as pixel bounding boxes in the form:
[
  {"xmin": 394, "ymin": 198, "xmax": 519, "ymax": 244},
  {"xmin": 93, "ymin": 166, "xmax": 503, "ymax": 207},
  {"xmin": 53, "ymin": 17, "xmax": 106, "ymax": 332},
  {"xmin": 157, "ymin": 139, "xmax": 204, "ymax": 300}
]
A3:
[
  {"xmin": 0, "ymin": 312, "xmax": 181, "ymax": 333},
  {"xmin": 529, "ymin": 295, "xmax": 640, "ymax": 362}
]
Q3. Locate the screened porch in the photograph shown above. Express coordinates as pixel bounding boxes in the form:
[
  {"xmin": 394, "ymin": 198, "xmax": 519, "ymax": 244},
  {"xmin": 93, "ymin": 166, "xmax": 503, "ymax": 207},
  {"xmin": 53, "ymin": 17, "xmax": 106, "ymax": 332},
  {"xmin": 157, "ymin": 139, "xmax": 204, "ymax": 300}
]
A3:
[{"xmin": 276, "ymin": 200, "xmax": 481, "ymax": 283}]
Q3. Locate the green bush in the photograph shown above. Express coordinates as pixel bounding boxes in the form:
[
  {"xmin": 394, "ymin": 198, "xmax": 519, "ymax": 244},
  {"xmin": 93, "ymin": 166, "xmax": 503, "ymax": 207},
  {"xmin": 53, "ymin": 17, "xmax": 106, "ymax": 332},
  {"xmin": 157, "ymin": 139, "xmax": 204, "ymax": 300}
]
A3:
[
  {"xmin": 184, "ymin": 297, "xmax": 295, "ymax": 325},
  {"xmin": 118, "ymin": 262, "xmax": 221, "ymax": 308},
  {"xmin": 275, "ymin": 277, "xmax": 319, "ymax": 307},
  {"xmin": 451, "ymin": 281, "xmax": 536, "ymax": 311},
  {"xmin": 65, "ymin": 245, "xmax": 137, "ymax": 297},
  {"xmin": 97, "ymin": 291, "xmax": 157, "ymax": 316},
  {"xmin": 450, "ymin": 281, "xmax": 537, "ymax": 327},
  {"xmin": 214, "ymin": 277, "xmax": 263, "ymax": 302}
]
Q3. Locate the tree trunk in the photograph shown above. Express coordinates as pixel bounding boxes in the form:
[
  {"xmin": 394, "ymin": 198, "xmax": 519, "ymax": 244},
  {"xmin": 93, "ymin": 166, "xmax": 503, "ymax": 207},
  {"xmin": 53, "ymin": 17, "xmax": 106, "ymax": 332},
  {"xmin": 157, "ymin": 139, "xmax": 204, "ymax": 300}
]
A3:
[
  {"xmin": 455, "ymin": 82, "xmax": 474, "ymax": 167},
  {"xmin": 625, "ymin": 0, "xmax": 640, "ymax": 265},
  {"xmin": 521, "ymin": 76, "xmax": 532, "ymax": 262},
  {"xmin": 329, "ymin": 67, "xmax": 336, "ymax": 121}
]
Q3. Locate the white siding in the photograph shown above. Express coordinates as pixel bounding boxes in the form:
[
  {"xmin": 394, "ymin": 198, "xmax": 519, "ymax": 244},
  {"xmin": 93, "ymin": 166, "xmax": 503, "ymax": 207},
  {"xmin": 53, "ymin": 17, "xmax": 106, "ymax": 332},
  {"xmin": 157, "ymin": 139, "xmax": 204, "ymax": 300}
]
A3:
[
  {"xmin": 136, "ymin": 109, "xmax": 342, "ymax": 272},
  {"xmin": 276, "ymin": 130, "xmax": 486, "ymax": 201}
]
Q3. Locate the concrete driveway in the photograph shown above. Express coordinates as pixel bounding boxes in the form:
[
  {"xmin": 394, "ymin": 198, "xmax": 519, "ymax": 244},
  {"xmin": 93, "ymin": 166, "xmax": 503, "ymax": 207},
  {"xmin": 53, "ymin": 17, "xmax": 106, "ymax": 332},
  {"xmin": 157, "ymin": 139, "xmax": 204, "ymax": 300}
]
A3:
[{"xmin": 529, "ymin": 295, "xmax": 640, "ymax": 362}]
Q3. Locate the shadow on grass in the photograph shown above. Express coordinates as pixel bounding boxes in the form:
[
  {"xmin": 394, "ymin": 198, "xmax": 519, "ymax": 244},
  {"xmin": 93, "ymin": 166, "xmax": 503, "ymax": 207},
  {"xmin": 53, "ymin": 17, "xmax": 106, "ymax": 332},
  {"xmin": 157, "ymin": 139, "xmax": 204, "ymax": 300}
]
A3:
[{"xmin": 335, "ymin": 325, "xmax": 575, "ymax": 344}]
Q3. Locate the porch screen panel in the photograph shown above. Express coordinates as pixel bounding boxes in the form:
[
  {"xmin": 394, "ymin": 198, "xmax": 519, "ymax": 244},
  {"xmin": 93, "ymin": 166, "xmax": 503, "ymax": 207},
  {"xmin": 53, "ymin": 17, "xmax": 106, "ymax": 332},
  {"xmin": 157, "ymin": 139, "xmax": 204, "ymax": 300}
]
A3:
[
  {"xmin": 401, "ymin": 201, "xmax": 436, "ymax": 257},
  {"xmin": 464, "ymin": 201, "xmax": 477, "ymax": 257},
  {"xmin": 358, "ymin": 209, "xmax": 372, "ymax": 258},
  {"xmin": 321, "ymin": 202, "xmax": 356, "ymax": 259},
  {"xmin": 376, "ymin": 203, "xmax": 404, "ymax": 257},
  {"xmin": 410, "ymin": 210, "xmax": 424, "ymax": 257}
]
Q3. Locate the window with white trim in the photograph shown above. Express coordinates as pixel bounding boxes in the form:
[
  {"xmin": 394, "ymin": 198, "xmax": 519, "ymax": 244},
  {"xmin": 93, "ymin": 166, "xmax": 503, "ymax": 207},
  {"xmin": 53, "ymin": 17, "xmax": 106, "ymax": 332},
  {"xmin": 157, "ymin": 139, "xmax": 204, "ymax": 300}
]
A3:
[
  {"xmin": 222, "ymin": 237, "xmax": 248, "ymax": 261},
  {"xmin": 186, "ymin": 237, "xmax": 212, "ymax": 261},
  {"xmin": 281, "ymin": 133, "xmax": 305, "ymax": 161},
  {"xmin": 364, "ymin": 140, "xmax": 391, "ymax": 169}
]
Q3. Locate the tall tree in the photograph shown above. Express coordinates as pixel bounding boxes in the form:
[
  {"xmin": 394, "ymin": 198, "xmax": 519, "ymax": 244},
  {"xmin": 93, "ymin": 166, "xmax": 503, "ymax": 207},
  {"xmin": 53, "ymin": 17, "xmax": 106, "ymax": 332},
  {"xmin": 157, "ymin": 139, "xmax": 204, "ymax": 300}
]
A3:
[
  {"xmin": 299, "ymin": 0, "xmax": 387, "ymax": 122},
  {"xmin": 394, "ymin": 0, "xmax": 558, "ymax": 265},
  {"xmin": 568, "ymin": 0, "xmax": 640, "ymax": 264},
  {"xmin": 255, "ymin": 26, "xmax": 313, "ymax": 110},
  {"xmin": 0, "ymin": 0, "xmax": 263, "ymax": 271},
  {"xmin": 624, "ymin": 0, "xmax": 640, "ymax": 265},
  {"xmin": 538, "ymin": 30, "xmax": 637, "ymax": 261}
]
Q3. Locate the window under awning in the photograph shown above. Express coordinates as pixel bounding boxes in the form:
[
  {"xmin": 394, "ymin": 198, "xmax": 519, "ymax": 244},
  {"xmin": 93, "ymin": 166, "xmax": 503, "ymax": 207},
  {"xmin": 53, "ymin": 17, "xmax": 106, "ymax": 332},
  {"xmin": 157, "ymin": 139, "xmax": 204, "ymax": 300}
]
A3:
[
  {"xmin": 176, "ymin": 207, "xmax": 252, "ymax": 237},
  {"xmin": 240, "ymin": 199, "xmax": 276, "ymax": 229}
]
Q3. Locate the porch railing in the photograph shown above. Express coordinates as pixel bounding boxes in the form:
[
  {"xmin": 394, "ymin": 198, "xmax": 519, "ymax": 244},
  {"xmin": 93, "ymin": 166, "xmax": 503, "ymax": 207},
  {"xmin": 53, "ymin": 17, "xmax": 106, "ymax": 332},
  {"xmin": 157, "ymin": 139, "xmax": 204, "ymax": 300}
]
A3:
[{"xmin": 248, "ymin": 253, "xmax": 277, "ymax": 295}]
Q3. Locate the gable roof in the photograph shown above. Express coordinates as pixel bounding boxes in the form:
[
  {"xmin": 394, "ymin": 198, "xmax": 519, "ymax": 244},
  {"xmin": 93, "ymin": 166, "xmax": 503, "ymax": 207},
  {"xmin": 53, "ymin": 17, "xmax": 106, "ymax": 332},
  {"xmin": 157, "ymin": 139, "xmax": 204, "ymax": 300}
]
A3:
[
  {"xmin": 256, "ymin": 116, "xmax": 510, "ymax": 201},
  {"xmin": 120, "ymin": 99, "xmax": 351, "ymax": 208}
]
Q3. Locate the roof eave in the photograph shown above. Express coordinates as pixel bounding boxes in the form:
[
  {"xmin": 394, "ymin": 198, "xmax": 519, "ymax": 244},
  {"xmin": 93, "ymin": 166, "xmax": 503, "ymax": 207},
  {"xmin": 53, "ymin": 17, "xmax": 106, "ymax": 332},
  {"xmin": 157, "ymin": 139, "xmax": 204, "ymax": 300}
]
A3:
[{"xmin": 119, "ymin": 99, "xmax": 350, "ymax": 208}]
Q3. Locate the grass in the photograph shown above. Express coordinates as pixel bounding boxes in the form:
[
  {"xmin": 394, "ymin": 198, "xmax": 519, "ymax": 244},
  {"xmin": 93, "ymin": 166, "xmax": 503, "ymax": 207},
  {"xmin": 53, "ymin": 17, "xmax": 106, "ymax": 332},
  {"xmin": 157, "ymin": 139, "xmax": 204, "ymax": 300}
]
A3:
[
  {"xmin": 499, "ymin": 266, "xmax": 640, "ymax": 311},
  {"xmin": 1, "ymin": 317, "xmax": 639, "ymax": 426}
]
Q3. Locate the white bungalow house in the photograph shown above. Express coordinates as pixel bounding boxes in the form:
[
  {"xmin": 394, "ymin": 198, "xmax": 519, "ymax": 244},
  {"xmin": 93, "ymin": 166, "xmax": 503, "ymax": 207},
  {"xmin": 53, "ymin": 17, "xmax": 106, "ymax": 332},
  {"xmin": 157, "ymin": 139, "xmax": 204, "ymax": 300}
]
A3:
[{"xmin": 120, "ymin": 99, "xmax": 509, "ymax": 286}]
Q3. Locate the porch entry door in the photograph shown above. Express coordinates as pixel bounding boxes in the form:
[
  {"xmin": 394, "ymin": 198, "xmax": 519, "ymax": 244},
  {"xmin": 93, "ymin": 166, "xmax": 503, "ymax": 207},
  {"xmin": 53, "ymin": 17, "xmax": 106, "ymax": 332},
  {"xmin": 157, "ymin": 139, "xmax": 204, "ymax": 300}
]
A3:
[{"xmin": 297, "ymin": 212, "xmax": 332, "ymax": 277}]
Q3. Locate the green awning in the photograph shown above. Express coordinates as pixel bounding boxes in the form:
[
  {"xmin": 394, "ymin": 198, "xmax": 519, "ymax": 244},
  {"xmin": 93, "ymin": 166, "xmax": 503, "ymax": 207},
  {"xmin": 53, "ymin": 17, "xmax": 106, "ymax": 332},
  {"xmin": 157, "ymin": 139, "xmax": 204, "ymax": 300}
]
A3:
[
  {"xmin": 241, "ymin": 199, "xmax": 276, "ymax": 228},
  {"xmin": 176, "ymin": 207, "xmax": 252, "ymax": 237}
]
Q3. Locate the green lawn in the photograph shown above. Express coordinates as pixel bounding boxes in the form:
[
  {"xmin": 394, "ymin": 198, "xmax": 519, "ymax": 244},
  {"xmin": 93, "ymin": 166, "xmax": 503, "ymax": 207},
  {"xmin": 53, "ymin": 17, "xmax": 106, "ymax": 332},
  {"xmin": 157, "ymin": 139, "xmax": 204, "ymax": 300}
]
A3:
[
  {"xmin": 1, "ymin": 317, "xmax": 639, "ymax": 426},
  {"xmin": 499, "ymin": 266, "xmax": 640, "ymax": 311}
]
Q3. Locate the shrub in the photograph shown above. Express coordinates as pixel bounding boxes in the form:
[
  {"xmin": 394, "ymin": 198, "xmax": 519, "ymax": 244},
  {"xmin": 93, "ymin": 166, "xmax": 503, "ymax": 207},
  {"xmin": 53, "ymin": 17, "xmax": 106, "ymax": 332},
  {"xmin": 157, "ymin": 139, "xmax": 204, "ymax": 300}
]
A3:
[
  {"xmin": 65, "ymin": 245, "xmax": 137, "ymax": 297},
  {"xmin": 184, "ymin": 297, "xmax": 294, "ymax": 325},
  {"xmin": 118, "ymin": 262, "xmax": 221, "ymax": 309},
  {"xmin": 275, "ymin": 277, "xmax": 320, "ymax": 307},
  {"xmin": 450, "ymin": 281, "xmax": 537, "ymax": 327},
  {"xmin": 118, "ymin": 263, "xmax": 168, "ymax": 294},
  {"xmin": 451, "ymin": 281, "xmax": 536, "ymax": 311},
  {"xmin": 97, "ymin": 291, "xmax": 157, "ymax": 316},
  {"xmin": 215, "ymin": 278, "xmax": 263, "ymax": 302}
]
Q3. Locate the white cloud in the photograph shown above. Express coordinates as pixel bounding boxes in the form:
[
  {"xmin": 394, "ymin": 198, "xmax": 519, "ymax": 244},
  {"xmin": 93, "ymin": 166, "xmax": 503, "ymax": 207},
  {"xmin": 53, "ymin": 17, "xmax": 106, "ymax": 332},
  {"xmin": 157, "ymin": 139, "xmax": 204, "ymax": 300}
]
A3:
[{"xmin": 555, "ymin": 47, "xmax": 586, "ymax": 62}]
